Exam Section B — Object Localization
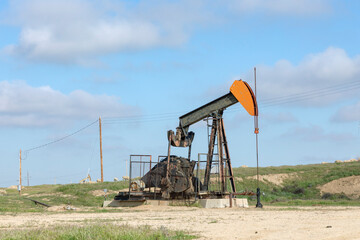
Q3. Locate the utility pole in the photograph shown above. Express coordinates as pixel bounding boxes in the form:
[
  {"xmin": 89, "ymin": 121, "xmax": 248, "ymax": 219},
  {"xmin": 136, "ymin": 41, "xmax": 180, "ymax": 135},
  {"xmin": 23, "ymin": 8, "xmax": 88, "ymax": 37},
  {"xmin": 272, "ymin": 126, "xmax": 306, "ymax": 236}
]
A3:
[
  {"xmin": 19, "ymin": 149, "xmax": 22, "ymax": 194},
  {"xmin": 254, "ymin": 67, "xmax": 263, "ymax": 208},
  {"xmin": 99, "ymin": 116, "xmax": 104, "ymax": 182}
]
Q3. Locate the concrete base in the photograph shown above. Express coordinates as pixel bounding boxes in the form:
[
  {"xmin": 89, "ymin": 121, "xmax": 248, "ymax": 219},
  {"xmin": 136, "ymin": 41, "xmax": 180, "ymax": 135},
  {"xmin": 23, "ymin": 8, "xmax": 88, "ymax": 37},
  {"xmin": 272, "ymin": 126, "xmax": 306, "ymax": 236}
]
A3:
[
  {"xmin": 103, "ymin": 200, "xmax": 145, "ymax": 207},
  {"xmin": 233, "ymin": 198, "xmax": 249, "ymax": 208},
  {"xmin": 104, "ymin": 198, "xmax": 248, "ymax": 208},
  {"xmin": 199, "ymin": 198, "xmax": 249, "ymax": 208},
  {"xmin": 146, "ymin": 200, "xmax": 171, "ymax": 206}
]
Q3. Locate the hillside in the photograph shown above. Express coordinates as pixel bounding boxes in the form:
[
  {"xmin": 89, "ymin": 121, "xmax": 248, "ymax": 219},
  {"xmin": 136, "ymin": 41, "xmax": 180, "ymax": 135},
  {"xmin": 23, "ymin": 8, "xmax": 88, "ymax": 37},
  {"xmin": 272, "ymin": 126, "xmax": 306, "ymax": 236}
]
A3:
[
  {"xmin": 233, "ymin": 160, "xmax": 360, "ymax": 205},
  {"xmin": 1, "ymin": 161, "xmax": 360, "ymax": 212}
]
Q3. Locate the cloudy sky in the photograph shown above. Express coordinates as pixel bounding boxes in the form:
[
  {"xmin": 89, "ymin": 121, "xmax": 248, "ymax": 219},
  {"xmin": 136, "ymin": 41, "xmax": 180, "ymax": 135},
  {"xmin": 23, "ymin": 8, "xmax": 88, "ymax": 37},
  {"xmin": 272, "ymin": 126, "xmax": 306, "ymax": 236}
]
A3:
[{"xmin": 0, "ymin": 0, "xmax": 359, "ymax": 187}]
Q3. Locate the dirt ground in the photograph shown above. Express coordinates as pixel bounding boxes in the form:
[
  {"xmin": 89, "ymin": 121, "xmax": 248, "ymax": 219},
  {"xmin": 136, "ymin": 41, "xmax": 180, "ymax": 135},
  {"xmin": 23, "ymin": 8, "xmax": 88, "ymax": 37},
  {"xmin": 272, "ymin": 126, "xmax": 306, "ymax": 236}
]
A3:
[{"xmin": 1, "ymin": 206, "xmax": 360, "ymax": 239}]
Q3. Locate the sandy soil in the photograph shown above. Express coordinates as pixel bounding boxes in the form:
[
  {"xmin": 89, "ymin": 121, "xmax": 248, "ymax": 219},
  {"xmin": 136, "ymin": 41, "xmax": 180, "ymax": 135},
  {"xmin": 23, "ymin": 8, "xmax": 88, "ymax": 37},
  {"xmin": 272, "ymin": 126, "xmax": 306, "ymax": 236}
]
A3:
[
  {"xmin": 319, "ymin": 176, "xmax": 360, "ymax": 199},
  {"xmin": 91, "ymin": 189, "xmax": 118, "ymax": 196},
  {"xmin": 247, "ymin": 173, "xmax": 298, "ymax": 186},
  {"xmin": 1, "ymin": 206, "xmax": 360, "ymax": 239}
]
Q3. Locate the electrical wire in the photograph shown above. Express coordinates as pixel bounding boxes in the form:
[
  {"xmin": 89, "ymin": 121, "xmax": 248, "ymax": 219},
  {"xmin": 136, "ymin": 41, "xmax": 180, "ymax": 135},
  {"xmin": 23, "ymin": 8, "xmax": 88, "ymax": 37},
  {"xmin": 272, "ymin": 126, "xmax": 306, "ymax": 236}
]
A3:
[
  {"xmin": 102, "ymin": 115, "xmax": 179, "ymax": 124},
  {"xmin": 261, "ymin": 80, "xmax": 360, "ymax": 103},
  {"xmin": 23, "ymin": 119, "xmax": 99, "ymax": 158},
  {"xmin": 98, "ymin": 80, "xmax": 360, "ymax": 125},
  {"xmin": 102, "ymin": 110, "xmax": 185, "ymax": 121},
  {"xmin": 261, "ymin": 82, "xmax": 360, "ymax": 107},
  {"xmin": 102, "ymin": 113, "xmax": 182, "ymax": 125},
  {"xmin": 224, "ymin": 80, "xmax": 360, "ymax": 113}
]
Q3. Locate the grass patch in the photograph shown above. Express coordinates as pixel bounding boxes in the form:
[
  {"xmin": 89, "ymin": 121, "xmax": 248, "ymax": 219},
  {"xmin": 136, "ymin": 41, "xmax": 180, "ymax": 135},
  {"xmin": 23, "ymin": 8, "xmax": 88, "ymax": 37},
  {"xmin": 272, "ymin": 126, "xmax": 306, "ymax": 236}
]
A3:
[{"xmin": 0, "ymin": 224, "xmax": 197, "ymax": 240}]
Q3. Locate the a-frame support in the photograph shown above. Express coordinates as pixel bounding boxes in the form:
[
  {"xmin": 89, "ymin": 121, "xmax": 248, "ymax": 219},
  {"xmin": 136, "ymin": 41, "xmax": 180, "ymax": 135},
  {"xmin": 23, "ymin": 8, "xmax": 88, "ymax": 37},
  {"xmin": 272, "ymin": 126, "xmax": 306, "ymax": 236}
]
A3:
[{"xmin": 203, "ymin": 110, "xmax": 236, "ymax": 193}]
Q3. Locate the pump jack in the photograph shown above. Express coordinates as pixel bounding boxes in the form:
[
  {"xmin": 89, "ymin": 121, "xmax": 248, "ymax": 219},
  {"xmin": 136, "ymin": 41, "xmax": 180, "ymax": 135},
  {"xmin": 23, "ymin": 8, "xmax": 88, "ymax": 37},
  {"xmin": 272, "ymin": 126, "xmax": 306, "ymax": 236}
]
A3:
[{"xmin": 166, "ymin": 80, "xmax": 258, "ymax": 196}]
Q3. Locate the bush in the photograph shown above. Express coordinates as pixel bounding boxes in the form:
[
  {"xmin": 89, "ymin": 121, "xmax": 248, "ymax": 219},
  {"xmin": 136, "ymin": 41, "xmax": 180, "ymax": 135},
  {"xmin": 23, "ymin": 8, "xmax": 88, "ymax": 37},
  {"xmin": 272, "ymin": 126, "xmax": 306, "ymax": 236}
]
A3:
[
  {"xmin": 321, "ymin": 192, "xmax": 350, "ymax": 200},
  {"xmin": 281, "ymin": 185, "xmax": 305, "ymax": 195}
]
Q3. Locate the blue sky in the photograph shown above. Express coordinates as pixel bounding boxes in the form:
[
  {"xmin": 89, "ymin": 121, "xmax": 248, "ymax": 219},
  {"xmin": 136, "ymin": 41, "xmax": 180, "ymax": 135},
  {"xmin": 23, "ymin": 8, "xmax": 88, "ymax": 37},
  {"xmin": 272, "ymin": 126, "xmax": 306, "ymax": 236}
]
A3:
[{"xmin": 0, "ymin": 0, "xmax": 360, "ymax": 187}]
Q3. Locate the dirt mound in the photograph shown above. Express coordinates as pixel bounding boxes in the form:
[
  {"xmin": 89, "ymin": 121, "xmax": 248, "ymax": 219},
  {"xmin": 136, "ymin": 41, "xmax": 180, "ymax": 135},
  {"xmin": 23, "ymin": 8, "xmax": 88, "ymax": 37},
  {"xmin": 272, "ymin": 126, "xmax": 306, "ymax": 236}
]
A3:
[
  {"xmin": 318, "ymin": 176, "xmax": 360, "ymax": 199},
  {"xmin": 7, "ymin": 185, "xmax": 17, "ymax": 189},
  {"xmin": 0, "ymin": 189, "xmax": 6, "ymax": 195},
  {"xmin": 247, "ymin": 173, "xmax": 298, "ymax": 186},
  {"xmin": 91, "ymin": 189, "xmax": 118, "ymax": 196}
]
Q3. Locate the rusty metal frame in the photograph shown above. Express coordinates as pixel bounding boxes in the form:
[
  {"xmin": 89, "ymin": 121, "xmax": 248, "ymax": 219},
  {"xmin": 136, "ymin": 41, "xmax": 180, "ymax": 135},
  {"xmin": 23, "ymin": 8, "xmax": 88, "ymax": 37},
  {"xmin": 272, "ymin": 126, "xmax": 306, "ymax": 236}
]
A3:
[
  {"xmin": 202, "ymin": 111, "xmax": 236, "ymax": 194},
  {"xmin": 203, "ymin": 115, "xmax": 217, "ymax": 190},
  {"xmin": 220, "ymin": 118, "xmax": 236, "ymax": 192},
  {"xmin": 196, "ymin": 153, "xmax": 208, "ymax": 199},
  {"xmin": 128, "ymin": 155, "xmax": 152, "ymax": 198}
]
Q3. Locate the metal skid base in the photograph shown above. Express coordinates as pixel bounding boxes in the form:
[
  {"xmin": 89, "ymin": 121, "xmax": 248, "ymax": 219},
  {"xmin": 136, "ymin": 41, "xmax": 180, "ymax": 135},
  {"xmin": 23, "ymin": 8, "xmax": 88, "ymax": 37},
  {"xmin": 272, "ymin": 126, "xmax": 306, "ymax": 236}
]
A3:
[{"xmin": 106, "ymin": 191, "xmax": 249, "ymax": 208}]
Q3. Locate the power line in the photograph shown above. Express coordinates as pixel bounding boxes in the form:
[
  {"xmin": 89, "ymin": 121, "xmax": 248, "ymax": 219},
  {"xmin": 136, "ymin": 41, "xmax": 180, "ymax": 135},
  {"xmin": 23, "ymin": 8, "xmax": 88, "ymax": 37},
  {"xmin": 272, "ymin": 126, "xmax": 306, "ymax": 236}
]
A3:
[
  {"xmin": 261, "ymin": 85, "xmax": 360, "ymax": 108},
  {"xmin": 261, "ymin": 80, "xmax": 360, "ymax": 103},
  {"xmin": 223, "ymin": 80, "xmax": 360, "ymax": 112},
  {"xmin": 101, "ymin": 80, "xmax": 360, "ymax": 125},
  {"xmin": 102, "ymin": 111, "xmax": 185, "ymax": 121},
  {"xmin": 261, "ymin": 81, "xmax": 360, "ymax": 107},
  {"xmin": 23, "ymin": 119, "xmax": 99, "ymax": 156},
  {"xmin": 103, "ymin": 116, "xmax": 179, "ymax": 125},
  {"xmin": 102, "ymin": 112, "xmax": 183, "ymax": 124}
]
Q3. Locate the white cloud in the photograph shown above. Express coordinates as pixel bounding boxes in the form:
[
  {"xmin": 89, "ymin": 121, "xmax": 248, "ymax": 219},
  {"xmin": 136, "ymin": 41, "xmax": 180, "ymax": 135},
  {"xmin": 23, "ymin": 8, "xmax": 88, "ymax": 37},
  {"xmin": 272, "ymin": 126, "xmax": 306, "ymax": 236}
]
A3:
[
  {"xmin": 228, "ymin": 0, "xmax": 331, "ymax": 16},
  {"xmin": 205, "ymin": 48, "xmax": 360, "ymax": 108},
  {"xmin": 0, "ymin": 81, "xmax": 139, "ymax": 127},
  {"xmin": 2, "ymin": 0, "xmax": 211, "ymax": 63},
  {"xmin": 254, "ymin": 47, "xmax": 360, "ymax": 106},
  {"xmin": 2, "ymin": 0, "xmax": 332, "ymax": 64},
  {"xmin": 332, "ymin": 102, "xmax": 360, "ymax": 122}
]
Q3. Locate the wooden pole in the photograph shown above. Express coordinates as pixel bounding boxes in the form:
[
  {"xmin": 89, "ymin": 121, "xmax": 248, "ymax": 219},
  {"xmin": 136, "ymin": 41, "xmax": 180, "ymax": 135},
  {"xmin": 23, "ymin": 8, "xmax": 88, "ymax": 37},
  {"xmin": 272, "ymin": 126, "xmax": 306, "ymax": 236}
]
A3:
[
  {"xmin": 19, "ymin": 149, "xmax": 22, "ymax": 193},
  {"xmin": 99, "ymin": 117, "xmax": 104, "ymax": 182}
]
